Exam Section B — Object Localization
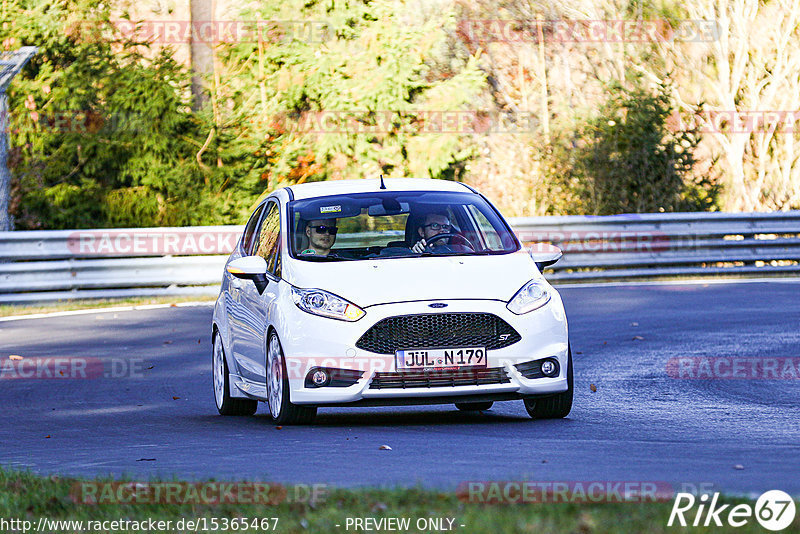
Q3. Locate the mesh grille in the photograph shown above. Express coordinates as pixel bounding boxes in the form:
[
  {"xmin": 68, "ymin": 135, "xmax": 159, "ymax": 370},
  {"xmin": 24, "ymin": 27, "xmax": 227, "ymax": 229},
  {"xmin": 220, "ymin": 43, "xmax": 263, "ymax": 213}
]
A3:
[
  {"xmin": 355, "ymin": 313, "xmax": 521, "ymax": 354},
  {"xmin": 514, "ymin": 360, "xmax": 545, "ymax": 379},
  {"xmin": 369, "ymin": 367, "xmax": 510, "ymax": 389}
]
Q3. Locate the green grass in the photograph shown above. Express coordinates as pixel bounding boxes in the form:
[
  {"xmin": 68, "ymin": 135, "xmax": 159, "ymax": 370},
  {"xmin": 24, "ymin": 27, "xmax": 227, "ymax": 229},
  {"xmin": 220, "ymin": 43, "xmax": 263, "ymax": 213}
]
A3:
[
  {"xmin": 0, "ymin": 296, "xmax": 215, "ymax": 318},
  {"xmin": 1, "ymin": 469, "xmax": 796, "ymax": 533}
]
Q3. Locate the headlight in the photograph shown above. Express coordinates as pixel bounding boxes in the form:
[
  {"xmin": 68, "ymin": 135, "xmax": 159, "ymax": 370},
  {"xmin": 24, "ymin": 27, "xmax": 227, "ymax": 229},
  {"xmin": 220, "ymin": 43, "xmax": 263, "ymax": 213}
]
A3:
[
  {"xmin": 290, "ymin": 287, "xmax": 365, "ymax": 321},
  {"xmin": 507, "ymin": 279, "xmax": 551, "ymax": 314}
]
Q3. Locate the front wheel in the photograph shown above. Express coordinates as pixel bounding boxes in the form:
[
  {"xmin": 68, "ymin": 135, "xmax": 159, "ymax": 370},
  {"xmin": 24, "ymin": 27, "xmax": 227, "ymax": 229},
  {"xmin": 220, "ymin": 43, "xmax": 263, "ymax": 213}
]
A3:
[
  {"xmin": 213, "ymin": 333, "xmax": 258, "ymax": 416},
  {"xmin": 266, "ymin": 333, "xmax": 317, "ymax": 425},
  {"xmin": 523, "ymin": 346, "xmax": 573, "ymax": 419}
]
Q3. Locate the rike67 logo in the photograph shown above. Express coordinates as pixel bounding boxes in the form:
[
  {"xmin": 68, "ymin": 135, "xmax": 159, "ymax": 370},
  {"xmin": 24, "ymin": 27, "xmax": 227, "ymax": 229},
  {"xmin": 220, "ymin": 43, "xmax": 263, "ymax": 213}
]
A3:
[{"xmin": 668, "ymin": 490, "xmax": 796, "ymax": 531}]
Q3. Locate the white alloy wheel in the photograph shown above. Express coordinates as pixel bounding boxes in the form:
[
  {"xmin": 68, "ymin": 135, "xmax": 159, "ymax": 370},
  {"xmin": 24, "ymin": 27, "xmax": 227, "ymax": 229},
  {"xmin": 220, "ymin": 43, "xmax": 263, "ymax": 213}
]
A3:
[
  {"xmin": 265, "ymin": 332, "xmax": 317, "ymax": 425},
  {"xmin": 212, "ymin": 331, "xmax": 258, "ymax": 416},
  {"xmin": 267, "ymin": 334, "xmax": 284, "ymax": 419},
  {"xmin": 213, "ymin": 335, "xmax": 226, "ymax": 410}
]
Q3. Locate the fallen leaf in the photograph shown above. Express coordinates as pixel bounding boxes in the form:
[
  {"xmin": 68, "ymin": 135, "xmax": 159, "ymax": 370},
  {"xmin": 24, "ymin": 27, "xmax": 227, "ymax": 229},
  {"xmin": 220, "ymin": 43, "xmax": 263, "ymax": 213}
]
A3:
[
  {"xmin": 9, "ymin": 355, "xmax": 23, "ymax": 361},
  {"xmin": 146, "ymin": 366, "xmax": 154, "ymax": 370},
  {"xmin": 603, "ymin": 341, "xmax": 607, "ymax": 345},
  {"xmin": 632, "ymin": 336, "xmax": 644, "ymax": 341},
  {"xmin": 590, "ymin": 384, "xmax": 597, "ymax": 392},
  {"xmin": 170, "ymin": 304, "xmax": 177, "ymax": 307},
  {"xmin": 379, "ymin": 445, "xmax": 392, "ymax": 450},
  {"xmin": 733, "ymin": 464, "xmax": 744, "ymax": 470},
  {"xmin": 172, "ymin": 396, "xmax": 180, "ymax": 400},
  {"xmin": 197, "ymin": 339, "xmax": 202, "ymax": 344},
  {"xmin": 136, "ymin": 458, "xmax": 156, "ymax": 462},
  {"xmin": 275, "ymin": 426, "xmax": 283, "ymax": 430},
  {"xmin": 45, "ymin": 435, "xmax": 51, "ymax": 439},
  {"xmin": 59, "ymin": 370, "xmax": 64, "ymax": 376}
]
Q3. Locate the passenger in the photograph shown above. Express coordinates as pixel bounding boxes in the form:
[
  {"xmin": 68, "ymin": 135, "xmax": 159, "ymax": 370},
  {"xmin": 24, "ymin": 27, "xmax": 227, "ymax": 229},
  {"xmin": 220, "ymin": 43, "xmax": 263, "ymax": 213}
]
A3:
[{"xmin": 301, "ymin": 219, "xmax": 338, "ymax": 256}]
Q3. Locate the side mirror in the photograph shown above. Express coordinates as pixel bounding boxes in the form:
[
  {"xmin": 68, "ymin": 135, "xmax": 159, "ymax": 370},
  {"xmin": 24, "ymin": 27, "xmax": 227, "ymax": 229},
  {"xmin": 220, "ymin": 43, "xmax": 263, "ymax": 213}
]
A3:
[
  {"xmin": 226, "ymin": 256, "xmax": 269, "ymax": 294},
  {"xmin": 530, "ymin": 244, "xmax": 563, "ymax": 271}
]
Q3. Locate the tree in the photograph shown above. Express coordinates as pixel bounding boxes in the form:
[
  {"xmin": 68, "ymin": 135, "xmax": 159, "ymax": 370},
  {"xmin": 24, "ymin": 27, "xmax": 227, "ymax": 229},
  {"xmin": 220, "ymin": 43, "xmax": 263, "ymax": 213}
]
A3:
[
  {"xmin": 2, "ymin": 0, "xmax": 234, "ymax": 229},
  {"xmin": 573, "ymin": 81, "xmax": 718, "ymax": 214},
  {"xmin": 210, "ymin": 0, "xmax": 486, "ymax": 194},
  {"xmin": 652, "ymin": 0, "xmax": 800, "ymax": 210}
]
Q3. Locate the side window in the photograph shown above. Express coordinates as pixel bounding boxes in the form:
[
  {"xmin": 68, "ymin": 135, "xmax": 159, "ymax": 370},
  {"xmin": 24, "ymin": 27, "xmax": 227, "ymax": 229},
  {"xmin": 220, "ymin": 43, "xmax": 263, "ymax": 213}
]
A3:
[
  {"xmin": 255, "ymin": 202, "xmax": 282, "ymax": 276},
  {"xmin": 241, "ymin": 203, "xmax": 266, "ymax": 255},
  {"xmin": 468, "ymin": 205, "xmax": 503, "ymax": 250}
]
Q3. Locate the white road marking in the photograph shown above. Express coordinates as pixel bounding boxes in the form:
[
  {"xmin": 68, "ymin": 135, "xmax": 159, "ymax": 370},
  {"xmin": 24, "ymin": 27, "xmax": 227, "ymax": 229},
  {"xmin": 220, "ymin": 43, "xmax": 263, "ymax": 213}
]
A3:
[{"xmin": 0, "ymin": 301, "xmax": 215, "ymax": 323}]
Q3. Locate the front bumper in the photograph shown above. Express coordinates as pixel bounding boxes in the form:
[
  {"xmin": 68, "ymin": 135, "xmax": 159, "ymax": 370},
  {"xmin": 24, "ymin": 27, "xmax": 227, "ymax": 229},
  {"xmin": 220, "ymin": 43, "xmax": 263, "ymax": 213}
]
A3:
[{"xmin": 276, "ymin": 294, "xmax": 569, "ymax": 405}]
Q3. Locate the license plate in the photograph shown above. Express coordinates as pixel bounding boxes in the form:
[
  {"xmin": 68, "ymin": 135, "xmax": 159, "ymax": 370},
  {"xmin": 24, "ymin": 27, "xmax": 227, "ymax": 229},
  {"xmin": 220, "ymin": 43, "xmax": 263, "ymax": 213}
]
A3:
[{"xmin": 396, "ymin": 347, "xmax": 487, "ymax": 370}]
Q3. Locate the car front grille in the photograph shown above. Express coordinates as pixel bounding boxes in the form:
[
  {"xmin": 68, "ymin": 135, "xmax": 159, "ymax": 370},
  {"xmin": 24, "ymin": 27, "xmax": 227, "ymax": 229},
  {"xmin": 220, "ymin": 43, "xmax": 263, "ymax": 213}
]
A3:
[
  {"xmin": 355, "ymin": 313, "xmax": 521, "ymax": 354},
  {"xmin": 369, "ymin": 367, "xmax": 511, "ymax": 389}
]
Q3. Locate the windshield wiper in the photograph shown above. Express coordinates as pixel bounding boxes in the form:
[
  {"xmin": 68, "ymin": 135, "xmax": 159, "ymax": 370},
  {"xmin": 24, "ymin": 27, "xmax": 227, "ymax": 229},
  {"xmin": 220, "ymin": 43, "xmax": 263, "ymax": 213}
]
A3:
[
  {"xmin": 415, "ymin": 251, "xmax": 493, "ymax": 257},
  {"xmin": 299, "ymin": 253, "xmax": 357, "ymax": 261}
]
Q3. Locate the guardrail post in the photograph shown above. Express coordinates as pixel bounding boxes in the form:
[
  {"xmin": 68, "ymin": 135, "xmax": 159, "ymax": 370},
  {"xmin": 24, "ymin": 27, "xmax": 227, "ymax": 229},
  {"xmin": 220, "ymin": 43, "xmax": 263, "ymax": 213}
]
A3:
[{"xmin": 0, "ymin": 46, "xmax": 38, "ymax": 231}]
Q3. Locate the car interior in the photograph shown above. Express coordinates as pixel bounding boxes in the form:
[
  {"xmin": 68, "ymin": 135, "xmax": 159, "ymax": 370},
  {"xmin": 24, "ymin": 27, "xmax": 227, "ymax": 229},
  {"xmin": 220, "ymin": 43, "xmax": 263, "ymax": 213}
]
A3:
[{"xmin": 292, "ymin": 202, "xmax": 486, "ymax": 260}]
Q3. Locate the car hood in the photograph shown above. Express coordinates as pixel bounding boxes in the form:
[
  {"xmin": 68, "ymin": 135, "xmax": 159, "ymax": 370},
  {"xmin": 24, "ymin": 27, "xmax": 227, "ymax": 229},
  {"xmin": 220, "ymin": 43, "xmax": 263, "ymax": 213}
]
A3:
[{"xmin": 283, "ymin": 251, "xmax": 541, "ymax": 308}]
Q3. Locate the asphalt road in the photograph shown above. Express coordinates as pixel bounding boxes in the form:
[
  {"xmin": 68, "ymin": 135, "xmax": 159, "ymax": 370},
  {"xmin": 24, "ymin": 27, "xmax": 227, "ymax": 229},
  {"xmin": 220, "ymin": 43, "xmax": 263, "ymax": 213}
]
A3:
[{"xmin": 1, "ymin": 280, "xmax": 799, "ymax": 495}]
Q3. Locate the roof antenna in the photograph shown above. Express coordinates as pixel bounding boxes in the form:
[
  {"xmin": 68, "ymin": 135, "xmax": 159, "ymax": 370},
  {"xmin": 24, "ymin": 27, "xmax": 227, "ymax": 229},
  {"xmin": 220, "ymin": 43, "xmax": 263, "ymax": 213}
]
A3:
[{"xmin": 379, "ymin": 174, "xmax": 387, "ymax": 189}]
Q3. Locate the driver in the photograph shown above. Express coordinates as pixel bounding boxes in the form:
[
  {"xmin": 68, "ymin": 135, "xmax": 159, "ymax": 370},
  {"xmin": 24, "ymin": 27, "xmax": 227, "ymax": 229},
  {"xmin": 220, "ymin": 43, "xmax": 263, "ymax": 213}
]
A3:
[
  {"xmin": 411, "ymin": 211, "xmax": 455, "ymax": 253},
  {"xmin": 301, "ymin": 219, "xmax": 338, "ymax": 256}
]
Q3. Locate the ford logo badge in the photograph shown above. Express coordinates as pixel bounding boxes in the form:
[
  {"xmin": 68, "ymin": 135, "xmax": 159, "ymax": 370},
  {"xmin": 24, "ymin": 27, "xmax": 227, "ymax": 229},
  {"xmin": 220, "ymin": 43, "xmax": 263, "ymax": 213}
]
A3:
[{"xmin": 428, "ymin": 303, "xmax": 448, "ymax": 309}]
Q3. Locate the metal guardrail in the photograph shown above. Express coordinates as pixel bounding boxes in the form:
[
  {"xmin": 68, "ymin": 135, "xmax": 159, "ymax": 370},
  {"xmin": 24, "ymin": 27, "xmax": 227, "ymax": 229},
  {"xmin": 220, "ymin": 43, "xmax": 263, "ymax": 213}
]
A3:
[{"xmin": 1, "ymin": 211, "xmax": 799, "ymax": 302}]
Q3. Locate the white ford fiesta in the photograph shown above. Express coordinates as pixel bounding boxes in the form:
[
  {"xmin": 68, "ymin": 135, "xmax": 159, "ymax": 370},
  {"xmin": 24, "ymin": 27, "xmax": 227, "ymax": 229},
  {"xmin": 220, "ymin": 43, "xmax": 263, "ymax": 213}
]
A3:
[{"xmin": 212, "ymin": 178, "xmax": 572, "ymax": 424}]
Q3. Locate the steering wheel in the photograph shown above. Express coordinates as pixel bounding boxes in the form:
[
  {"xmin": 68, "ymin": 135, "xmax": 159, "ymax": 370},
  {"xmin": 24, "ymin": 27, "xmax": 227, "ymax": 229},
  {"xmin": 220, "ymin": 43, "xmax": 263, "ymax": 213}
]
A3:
[{"xmin": 425, "ymin": 233, "xmax": 476, "ymax": 252}]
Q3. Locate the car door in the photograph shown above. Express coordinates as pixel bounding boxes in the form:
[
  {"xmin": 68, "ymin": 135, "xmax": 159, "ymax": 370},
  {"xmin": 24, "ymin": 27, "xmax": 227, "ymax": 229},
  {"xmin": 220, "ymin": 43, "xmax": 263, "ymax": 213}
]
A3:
[
  {"xmin": 234, "ymin": 199, "xmax": 282, "ymax": 385},
  {"xmin": 227, "ymin": 201, "xmax": 265, "ymax": 374}
]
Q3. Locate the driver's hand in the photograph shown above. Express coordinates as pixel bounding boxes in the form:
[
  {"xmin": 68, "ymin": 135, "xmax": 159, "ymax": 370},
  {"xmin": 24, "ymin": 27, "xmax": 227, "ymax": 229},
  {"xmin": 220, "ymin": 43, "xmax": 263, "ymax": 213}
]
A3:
[{"xmin": 411, "ymin": 239, "xmax": 426, "ymax": 253}]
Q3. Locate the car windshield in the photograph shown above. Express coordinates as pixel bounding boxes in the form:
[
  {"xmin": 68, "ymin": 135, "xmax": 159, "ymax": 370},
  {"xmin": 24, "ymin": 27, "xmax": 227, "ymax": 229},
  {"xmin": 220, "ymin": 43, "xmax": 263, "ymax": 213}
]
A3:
[{"xmin": 288, "ymin": 190, "xmax": 519, "ymax": 262}]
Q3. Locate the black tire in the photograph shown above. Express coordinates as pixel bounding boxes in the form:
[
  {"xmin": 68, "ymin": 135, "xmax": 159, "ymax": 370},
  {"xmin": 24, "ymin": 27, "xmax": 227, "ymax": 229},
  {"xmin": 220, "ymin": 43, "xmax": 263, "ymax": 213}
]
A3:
[
  {"xmin": 455, "ymin": 401, "xmax": 494, "ymax": 411},
  {"xmin": 266, "ymin": 332, "xmax": 317, "ymax": 425},
  {"xmin": 523, "ymin": 346, "xmax": 573, "ymax": 419},
  {"xmin": 213, "ymin": 332, "xmax": 258, "ymax": 416}
]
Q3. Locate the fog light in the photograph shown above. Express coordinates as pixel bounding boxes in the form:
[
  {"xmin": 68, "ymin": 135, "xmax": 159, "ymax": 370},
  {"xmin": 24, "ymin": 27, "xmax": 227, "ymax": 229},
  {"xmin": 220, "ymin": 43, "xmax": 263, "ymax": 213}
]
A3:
[
  {"xmin": 540, "ymin": 359, "xmax": 558, "ymax": 377},
  {"xmin": 311, "ymin": 370, "xmax": 329, "ymax": 386}
]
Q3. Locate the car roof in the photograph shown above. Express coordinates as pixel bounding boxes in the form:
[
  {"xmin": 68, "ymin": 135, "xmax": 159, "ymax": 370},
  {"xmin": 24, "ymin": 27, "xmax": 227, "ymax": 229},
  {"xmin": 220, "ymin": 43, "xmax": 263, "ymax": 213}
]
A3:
[{"xmin": 284, "ymin": 178, "xmax": 473, "ymax": 200}]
